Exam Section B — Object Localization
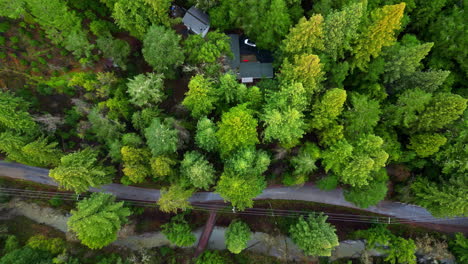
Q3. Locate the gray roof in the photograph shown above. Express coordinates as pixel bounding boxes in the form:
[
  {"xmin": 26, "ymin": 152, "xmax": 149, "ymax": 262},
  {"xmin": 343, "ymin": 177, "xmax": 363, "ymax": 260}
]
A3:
[
  {"xmin": 183, "ymin": 7, "xmax": 210, "ymax": 37},
  {"xmin": 228, "ymin": 34, "xmax": 273, "ymax": 79},
  {"xmin": 240, "ymin": 63, "xmax": 274, "ymax": 78}
]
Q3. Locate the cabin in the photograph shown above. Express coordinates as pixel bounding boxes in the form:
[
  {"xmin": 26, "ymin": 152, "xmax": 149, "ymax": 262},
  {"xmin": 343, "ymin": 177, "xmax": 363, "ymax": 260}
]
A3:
[
  {"xmin": 182, "ymin": 6, "xmax": 210, "ymax": 37},
  {"xmin": 227, "ymin": 34, "xmax": 274, "ymax": 83}
]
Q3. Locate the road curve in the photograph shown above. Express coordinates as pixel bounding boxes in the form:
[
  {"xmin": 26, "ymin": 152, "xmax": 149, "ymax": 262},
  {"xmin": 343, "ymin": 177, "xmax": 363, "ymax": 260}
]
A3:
[{"xmin": 1, "ymin": 160, "xmax": 467, "ymax": 231}]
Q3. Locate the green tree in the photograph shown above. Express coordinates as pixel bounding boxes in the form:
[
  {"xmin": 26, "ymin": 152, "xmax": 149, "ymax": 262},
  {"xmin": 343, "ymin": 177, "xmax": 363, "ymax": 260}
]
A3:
[
  {"xmin": 195, "ymin": 117, "xmax": 218, "ymax": 152},
  {"xmin": 3, "ymin": 235, "xmax": 19, "ymax": 254},
  {"xmin": 353, "ymin": 3, "xmax": 405, "ymax": 70},
  {"xmin": 310, "ymin": 88, "xmax": 347, "ymax": 130},
  {"xmin": 393, "ymin": 70, "xmax": 450, "ymax": 93},
  {"xmin": 150, "ymin": 155, "xmax": 176, "ymax": 179},
  {"xmin": 195, "ymin": 250, "xmax": 226, "ymax": 264},
  {"xmin": 386, "ymin": 237, "xmax": 417, "ymax": 264},
  {"xmin": 121, "ymin": 146, "xmax": 152, "ymax": 184},
  {"xmin": 183, "ymin": 31, "xmax": 231, "ymax": 64},
  {"xmin": 180, "ymin": 151, "xmax": 216, "ymax": 190},
  {"xmin": 68, "ymin": 193, "xmax": 131, "ymax": 249},
  {"xmin": 158, "ymin": 185, "xmax": 194, "ymax": 213},
  {"xmin": 126, "ymin": 73, "xmax": 166, "ymax": 107},
  {"xmin": 216, "ymin": 104, "xmax": 259, "ymax": 155},
  {"xmin": 0, "ymin": 247, "xmax": 53, "ymax": 264},
  {"xmin": 291, "ymin": 142, "xmax": 321, "ymax": 176},
  {"xmin": 345, "ymin": 179, "xmax": 388, "ymax": 208},
  {"xmin": 161, "ymin": 214, "xmax": 196, "ymax": 247},
  {"xmin": 289, "ymin": 213, "xmax": 339, "ymax": 256},
  {"xmin": 110, "ymin": 0, "xmax": 172, "ymax": 39},
  {"xmin": 407, "ymin": 133, "xmax": 447, "ymax": 158},
  {"xmin": 96, "ymin": 36, "xmax": 130, "ymax": 70},
  {"xmin": 385, "ymin": 88, "xmax": 432, "ymax": 128},
  {"xmin": 224, "ymin": 147, "xmax": 270, "ymax": 177},
  {"xmin": 0, "ymin": 91, "xmax": 37, "ymax": 134},
  {"xmin": 382, "ymin": 36, "xmax": 434, "ymax": 83},
  {"xmin": 142, "ymin": 25, "xmax": 184, "ymax": 76},
  {"xmin": 144, "ymin": 118, "xmax": 178, "ymax": 156},
  {"xmin": 451, "ymin": 233, "xmax": 468, "ymax": 263},
  {"xmin": 262, "ymin": 107, "xmax": 305, "ymax": 149},
  {"xmin": 280, "ymin": 54, "xmax": 324, "ymax": 95},
  {"xmin": 281, "ymin": 14, "xmax": 324, "ymax": 56},
  {"xmin": 215, "ymin": 172, "xmax": 266, "ymax": 211},
  {"xmin": 0, "ymin": 133, "xmax": 62, "ymax": 168},
  {"xmin": 323, "ymin": 2, "xmax": 365, "ymax": 61},
  {"xmin": 26, "ymin": 235, "xmax": 65, "ymax": 255},
  {"xmin": 87, "ymin": 107, "xmax": 125, "ymax": 145},
  {"xmin": 416, "ymin": 93, "xmax": 467, "ymax": 131},
  {"xmin": 343, "ymin": 93, "xmax": 381, "ymax": 137},
  {"xmin": 182, "ymin": 75, "xmax": 218, "ymax": 118},
  {"xmin": 49, "ymin": 149, "xmax": 113, "ymax": 193},
  {"xmin": 410, "ymin": 177, "xmax": 467, "ymax": 217},
  {"xmin": 256, "ymin": 0, "xmax": 292, "ymax": 49},
  {"xmin": 225, "ymin": 221, "xmax": 251, "ymax": 254}
]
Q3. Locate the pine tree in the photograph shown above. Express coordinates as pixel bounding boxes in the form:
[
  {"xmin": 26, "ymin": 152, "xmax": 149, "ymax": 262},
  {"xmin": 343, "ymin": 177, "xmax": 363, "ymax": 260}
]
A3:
[
  {"xmin": 323, "ymin": 2, "xmax": 365, "ymax": 61},
  {"xmin": 353, "ymin": 3, "xmax": 406, "ymax": 70},
  {"xmin": 282, "ymin": 14, "xmax": 324, "ymax": 56},
  {"xmin": 343, "ymin": 93, "xmax": 381, "ymax": 138},
  {"xmin": 180, "ymin": 151, "xmax": 216, "ymax": 190},
  {"xmin": 310, "ymin": 88, "xmax": 347, "ymax": 130},
  {"xmin": 0, "ymin": 91, "xmax": 38, "ymax": 135},
  {"xmin": 121, "ymin": 146, "xmax": 152, "ymax": 184},
  {"xmin": 289, "ymin": 213, "xmax": 339, "ymax": 256},
  {"xmin": 407, "ymin": 133, "xmax": 447, "ymax": 158},
  {"xmin": 182, "ymin": 75, "xmax": 218, "ymax": 119},
  {"xmin": 225, "ymin": 221, "xmax": 251, "ymax": 254},
  {"xmin": 280, "ymin": 54, "xmax": 325, "ymax": 95},
  {"xmin": 49, "ymin": 149, "xmax": 113, "ymax": 193},
  {"xmin": 158, "ymin": 185, "xmax": 194, "ymax": 213},
  {"xmin": 68, "ymin": 193, "xmax": 131, "ymax": 249},
  {"xmin": 416, "ymin": 93, "xmax": 467, "ymax": 131}
]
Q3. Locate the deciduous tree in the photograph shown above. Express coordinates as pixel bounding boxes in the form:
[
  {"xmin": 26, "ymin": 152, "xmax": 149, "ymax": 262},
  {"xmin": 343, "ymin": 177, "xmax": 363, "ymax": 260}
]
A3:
[
  {"xmin": 184, "ymin": 31, "xmax": 231, "ymax": 64},
  {"xmin": 158, "ymin": 185, "xmax": 194, "ymax": 213},
  {"xmin": 262, "ymin": 107, "xmax": 305, "ymax": 149},
  {"xmin": 121, "ymin": 146, "xmax": 152, "ymax": 184},
  {"xmin": 68, "ymin": 193, "xmax": 131, "ymax": 249},
  {"xmin": 195, "ymin": 117, "xmax": 218, "ymax": 152},
  {"xmin": 215, "ymin": 172, "xmax": 266, "ymax": 211}
]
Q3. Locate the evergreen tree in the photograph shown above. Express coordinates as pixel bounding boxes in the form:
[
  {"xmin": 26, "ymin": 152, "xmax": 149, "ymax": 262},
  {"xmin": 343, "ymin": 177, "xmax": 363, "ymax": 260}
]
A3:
[
  {"xmin": 121, "ymin": 146, "xmax": 152, "ymax": 184},
  {"xmin": 182, "ymin": 75, "xmax": 218, "ymax": 119},
  {"xmin": 215, "ymin": 172, "xmax": 265, "ymax": 211},
  {"xmin": 280, "ymin": 54, "xmax": 324, "ymax": 95},
  {"xmin": 180, "ymin": 151, "xmax": 216, "ymax": 190},
  {"xmin": 0, "ymin": 91, "xmax": 37, "ymax": 135},
  {"xmin": 158, "ymin": 185, "xmax": 194, "ymax": 213},
  {"xmin": 310, "ymin": 88, "xmax": 347, "ymax": 130},
  {"xmin": 145, "ymin": 118, "xmax": 178, "ymax": 157},
  {"xmin": 407, "ymin": 133, "xmax": 447, "ymax": 158},
  {"xmin": 150, "ymin": 155, "xmax": 177, "ymax": 179},
  {"xmin": 126, "ymin": 73, "xmax": 166, "ymax": 107},
  {"xmin": 289, "ymin": 213, "xmax": 339, "ymax": 256},
  {"xmin": 225, "ymin": 221, "xmax": 251, "ymax": 254},
  {"xmin": 410, "ymin": 177, "xmax": 467, "ymax": 217},
  {"xmin": 323, "ymin": 2, "xmax": 365, "ymax": 61},
  {"xmin": 224, "ymin": 147, "xmax": 270, "ymax": 177},
  {"xmin": 262, "ymin": 107, "xmax": 305, "ymax": 149},
  {"xmin": 385, "ymin": 88, "xmax": 432, "ymax": 128},
  {"xmin": 142, "ymin": 25, "xmax": 184, "ymax": 76},
  {"xmin": 281, "ymin": 14, "xmax": 324, "ymax": 56},
  {"xmin": 393, "ymin": 70, "xmax": 450, "ymax": 93},
  {"xmin": 353, "ymin": 3, "xmax": 405, "ymax": 70},
  {"xmin": 343, "ymin": 93, "xmax": 381, "ymax": 137},
  {"xmin": 216, "ymin": 104, "xmax": 259, "ymax": 155},
  {"xmin": 183, "ymin": 31, "xmax": 231, "ymax": 64},
  {"xmin": 345, "ymin": 179, "xmax": 388, "ymax": 208},
  {"xmin": 49, "ymin": 149, "xmax": 113, "ymax": 193},
  {"xmin": 68, "ymin": 193, "xmax": 131, "ymax": 249},
  {"xmin": 195, "ymin": 117, "xmax": 219, "ymax": 152},
  {"xmin": 161, "ymin": 214, "xmax": 196, "ymax": 247},
  {"xmin": 290, "ymin": 142, "xmax": 321, "ymax": 176},
  {"xmin": 416, "ymin": 93, "xmax": 467, "ymax": 131}
]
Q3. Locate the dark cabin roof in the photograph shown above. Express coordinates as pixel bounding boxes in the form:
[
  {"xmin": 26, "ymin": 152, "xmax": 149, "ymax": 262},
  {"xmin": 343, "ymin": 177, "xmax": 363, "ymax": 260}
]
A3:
[
  {"xmin": 182, "ymin": 7, "xmax": 210, "ymax": 37},
  {"xmin": 228, "ymin": 34, "xmax": 274, "ymax": 80}
]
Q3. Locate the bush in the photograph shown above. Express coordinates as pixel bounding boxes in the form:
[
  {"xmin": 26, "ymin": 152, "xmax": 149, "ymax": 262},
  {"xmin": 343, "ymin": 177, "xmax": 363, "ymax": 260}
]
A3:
[
  {"xmin": 161, "ymin": 214, "xmax": 196, "ymax": 247},
  {"xmin": 10, "ymin": 36, "xmax": 19, "ymax": 44},
  {"xmin": 3, "ymin": 235, "xmax": 19, "ymax": 254},
  {"xmin": 0, "ymin": 52, "xmax": 5, "ymax": 59},
  {"xmin": 37, "ymin": 57, "xmax": 47, "ymax": 65},
  {"xmin": 225, "ymin": 221, "xmax": 251, "ymax": 254},
  {"xmin": 0, "ymin": 36, "xmax": 5, "ymax": 46},
  {"xmin": 48, "ymin": 195, "xmax": 64, "ymax": 207},
  {"xmin": 196, "ymin": 250, "xmax": 226, "ymax": 264},
  {"xmin": 0, "ymin": 22, "xmax": 10, "ymax": 33},
  {"xmin": 26, "ymin": 235, "xmax": 66, "ymax": 255}
]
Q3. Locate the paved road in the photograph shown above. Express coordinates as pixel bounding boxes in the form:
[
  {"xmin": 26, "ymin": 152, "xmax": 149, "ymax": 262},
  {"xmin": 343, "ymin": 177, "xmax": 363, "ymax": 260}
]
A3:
[{"xmin": 1, "ymin": 160, "xmax": 467, "ymax": 231}]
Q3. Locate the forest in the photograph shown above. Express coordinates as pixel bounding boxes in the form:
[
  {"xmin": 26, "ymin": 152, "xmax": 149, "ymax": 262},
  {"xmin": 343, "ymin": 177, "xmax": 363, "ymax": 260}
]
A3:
[{"xmin": 0, "ymin": 0, "xmax": 467, "ymax": 263}]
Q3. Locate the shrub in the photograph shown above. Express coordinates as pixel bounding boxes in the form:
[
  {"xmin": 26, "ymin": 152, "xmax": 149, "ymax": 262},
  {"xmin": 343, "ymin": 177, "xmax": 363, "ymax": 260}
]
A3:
[
  {"xmin": 48, "ymin": 195, "xmax": 64, "ymax": 207},
  {"xmin": 10, "ymin": 36, "xmax": 19, "ymax": 44},
  {"xmin": 161, "ymin": 214, "xmax": 196, "ymax": 247},
  {"xmin": 225, "ymin": 221, "xmax": 251, "ymax": 254},
  {"xmin": 27, "ymin": 235, "xmax": 66, "ymax": 255},
  {"xmin": 3, "ymin": 235, "xmax": 19, "ymax": 254}
]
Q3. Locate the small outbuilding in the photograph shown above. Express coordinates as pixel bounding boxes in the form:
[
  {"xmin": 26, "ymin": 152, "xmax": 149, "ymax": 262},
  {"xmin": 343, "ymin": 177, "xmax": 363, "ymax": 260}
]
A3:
[
  {"xmin": 227, "ymin": 34, "xmax": 274, "ymax": 83},
  {"xmin": 182, "ymin": 6, "xmax": 210, "ymax": 37}
]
